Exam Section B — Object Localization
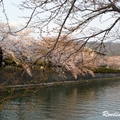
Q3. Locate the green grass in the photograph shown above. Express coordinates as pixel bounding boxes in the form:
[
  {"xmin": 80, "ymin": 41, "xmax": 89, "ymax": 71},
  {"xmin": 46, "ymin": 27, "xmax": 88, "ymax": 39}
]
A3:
[{"xmin": 94, "ymin": 67, "xmax": 120, "ymax": 73}]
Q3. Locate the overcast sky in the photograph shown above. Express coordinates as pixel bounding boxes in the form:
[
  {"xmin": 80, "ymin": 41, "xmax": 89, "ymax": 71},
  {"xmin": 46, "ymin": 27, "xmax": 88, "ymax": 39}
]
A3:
[
  {"xmin": 0, "ymin": 0, "xmax": 30, "ymax": 26},
  {"xmin": 0, "ymin": 1, "xmax": 114, "ymax": 26},
  {"xmin": 0, "ymin": 0, "xmax": 118, "ymax": 40}
]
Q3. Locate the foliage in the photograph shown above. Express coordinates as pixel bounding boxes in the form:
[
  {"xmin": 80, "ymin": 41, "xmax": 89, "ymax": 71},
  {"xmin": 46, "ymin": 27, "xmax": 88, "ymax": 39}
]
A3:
[
  {"xmin": 3, "ymin": 57, "xmax": 16, "ymax": 66},
  {"xmin": 0, "ymin": 0, "xmax": 120, "ymax": 78},
  {"xmin": 39, "ymin": 36, "xmax": 102, "ymax": 78},
  {"xmin": 106, "ymin": 56, "xmax": 120, "ymax": 69},
  {"xmin": 94, "ymin": 67, "xmax": 120, "ymax": 73}
]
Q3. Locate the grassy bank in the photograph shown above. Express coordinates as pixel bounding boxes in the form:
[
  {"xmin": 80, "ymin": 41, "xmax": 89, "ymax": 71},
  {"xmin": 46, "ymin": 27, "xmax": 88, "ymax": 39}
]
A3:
[{"xmin": 94, "ymin": 67, "xmax": 120, "ymax": 73}]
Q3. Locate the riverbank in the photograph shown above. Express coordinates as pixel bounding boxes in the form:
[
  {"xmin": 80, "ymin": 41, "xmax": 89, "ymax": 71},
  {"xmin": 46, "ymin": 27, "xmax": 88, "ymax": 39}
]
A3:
[
  {"xmin": 1, "ymin": 74, "xmax": 120, "ymax": 120},
  {"xmin": 2, "ymin": 76, "xmax": 120, "ymax": 91},
  {"xmin": 1, "ymin": 67, "xmax": 120, "ymax": 91},
  {"xmin": 1, "ymin": 67, "xmax": 120, "ymax": 83}
]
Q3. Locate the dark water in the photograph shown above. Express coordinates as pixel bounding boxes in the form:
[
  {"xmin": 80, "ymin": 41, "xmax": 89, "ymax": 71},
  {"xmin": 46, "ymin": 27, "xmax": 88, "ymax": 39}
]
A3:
[{"xmin": 1, "ymin": 80, "xmax": 120, "ymax": 120}]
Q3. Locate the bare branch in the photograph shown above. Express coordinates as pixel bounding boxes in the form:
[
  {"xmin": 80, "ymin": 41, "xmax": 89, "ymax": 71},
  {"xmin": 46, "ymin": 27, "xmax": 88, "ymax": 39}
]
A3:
[
  {"xmin": 14, "ymin": 7, "xmax": 37, "ymax": 33},
  {"xmin": 1, "ymin": 1, "xmax": 11, "ymax": 32},
  {"xmin": 43, "ymin": 0, "xmax": 77, "ymax": 57}
]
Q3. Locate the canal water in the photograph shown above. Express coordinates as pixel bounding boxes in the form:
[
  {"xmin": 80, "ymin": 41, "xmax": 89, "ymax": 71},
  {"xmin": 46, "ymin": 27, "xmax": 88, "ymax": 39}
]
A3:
[{"xmin": 0, "ymin": 79, "xmax": 120, "ymax": 120}]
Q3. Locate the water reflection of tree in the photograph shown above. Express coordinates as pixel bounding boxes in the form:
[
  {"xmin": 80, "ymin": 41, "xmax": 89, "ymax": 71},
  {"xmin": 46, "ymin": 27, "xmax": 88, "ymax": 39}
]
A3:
[{"xmin": 0, "ymin": 81, "xmax": 109, "ymax": 119}]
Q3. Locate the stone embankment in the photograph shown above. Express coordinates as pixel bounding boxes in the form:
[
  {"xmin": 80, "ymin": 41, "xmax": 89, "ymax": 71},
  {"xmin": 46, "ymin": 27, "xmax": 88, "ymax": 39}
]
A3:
[{"xmin": 0, "ymin": 67, "xmax": 120, "ymax": 90}]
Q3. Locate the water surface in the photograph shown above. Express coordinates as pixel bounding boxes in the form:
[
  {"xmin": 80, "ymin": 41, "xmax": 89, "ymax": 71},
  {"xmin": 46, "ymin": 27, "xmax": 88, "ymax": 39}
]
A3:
[{"xmin": 0, "ymin": 79, "xmax": 120, "ymax": 120}]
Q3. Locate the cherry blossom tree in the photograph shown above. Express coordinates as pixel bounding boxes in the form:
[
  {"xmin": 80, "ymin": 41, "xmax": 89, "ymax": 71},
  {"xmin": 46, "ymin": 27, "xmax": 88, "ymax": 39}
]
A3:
[
  {"xmin": 0, "ymin": 0, "xmax": 120, "ymax": 68},
  {"xmin": 0, "ymin": 24, "xmax": 37, "ymax": 76},
  {"xmin": 39, "ymin": 36, "xmax": 103, "ymax": 78},
  {"xmin": 106, "ymin": 56, "xmax": 120, "ymax": 69}
]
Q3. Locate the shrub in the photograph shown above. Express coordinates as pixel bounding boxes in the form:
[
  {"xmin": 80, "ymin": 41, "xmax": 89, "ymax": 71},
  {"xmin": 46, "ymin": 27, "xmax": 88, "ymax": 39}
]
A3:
[
  {"xmin": 3, "ymin": 57, "xmax": 17, "ymax": 66},
  {"xmin": 94, "ymin": 67, "xmax": 120, "ymax": 73}
]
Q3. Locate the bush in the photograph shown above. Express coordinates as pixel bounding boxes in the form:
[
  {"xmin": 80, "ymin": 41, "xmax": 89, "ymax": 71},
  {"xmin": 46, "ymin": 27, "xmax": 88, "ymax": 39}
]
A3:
[
  {"xmin": 3, "ymin": 57, "xmax": 16, "ymax": 66},
  {"xmin": 94, "ymin": 67, "xmax": 120, "ymax": 73}
]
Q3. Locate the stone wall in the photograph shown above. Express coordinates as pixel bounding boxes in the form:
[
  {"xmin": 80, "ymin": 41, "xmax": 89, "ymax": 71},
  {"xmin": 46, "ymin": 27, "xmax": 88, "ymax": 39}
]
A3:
[{"xmin": 1, "ymin": 68, "xmax": 120, "ymax": 85}]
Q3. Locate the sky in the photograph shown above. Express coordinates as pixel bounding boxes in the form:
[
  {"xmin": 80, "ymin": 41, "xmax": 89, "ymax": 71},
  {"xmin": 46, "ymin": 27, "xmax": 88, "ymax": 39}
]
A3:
[
  {"xmin": 0, "ymin": 1, "xmax": 113, "ymax": 26},
  {"xmin": 0, "ymin": 0, "xmax": 118, "ymax": 41},
  {"xmin": 0, "ymin": 0, "xmax": 59, "ymax": 38},
  {"xmin": 0, "ymin": 0, "xmax": 31, "ymax": 26}
]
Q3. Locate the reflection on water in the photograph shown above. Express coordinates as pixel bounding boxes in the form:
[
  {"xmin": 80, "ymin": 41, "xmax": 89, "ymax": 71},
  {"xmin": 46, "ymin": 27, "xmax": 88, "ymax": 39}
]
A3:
[{"xmin": 1, "ymin": 80, "xmax": 120, "ymax": 120}]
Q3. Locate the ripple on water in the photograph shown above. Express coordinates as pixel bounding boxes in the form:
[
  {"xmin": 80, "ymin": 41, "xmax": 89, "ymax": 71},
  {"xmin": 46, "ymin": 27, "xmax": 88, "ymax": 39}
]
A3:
[{"xmin": 1, "ymin": 80, "xmax": 120, "ymax": 120}]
